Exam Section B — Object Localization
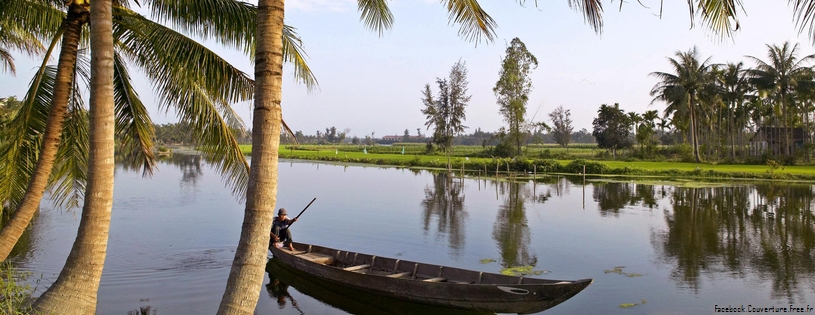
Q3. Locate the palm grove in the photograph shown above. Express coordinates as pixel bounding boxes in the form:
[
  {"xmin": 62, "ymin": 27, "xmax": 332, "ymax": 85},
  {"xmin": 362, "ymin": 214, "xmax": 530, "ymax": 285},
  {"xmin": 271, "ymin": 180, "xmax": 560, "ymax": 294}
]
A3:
[{"xmin": 1, "ymin": 0, "xmax": 815, "ymax": 314}]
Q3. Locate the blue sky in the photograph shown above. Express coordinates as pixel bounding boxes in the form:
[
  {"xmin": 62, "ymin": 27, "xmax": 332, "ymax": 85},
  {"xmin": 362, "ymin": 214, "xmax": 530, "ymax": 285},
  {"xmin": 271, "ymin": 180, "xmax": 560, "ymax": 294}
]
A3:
[{"xmin": 2, "ymin": 1, "xmax": 813, "ymax": 139}]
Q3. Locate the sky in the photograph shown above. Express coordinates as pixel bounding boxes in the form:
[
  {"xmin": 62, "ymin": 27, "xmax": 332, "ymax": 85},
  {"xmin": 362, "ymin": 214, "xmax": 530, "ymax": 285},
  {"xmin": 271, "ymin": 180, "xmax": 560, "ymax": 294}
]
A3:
[{"xmin": 2, "ymin": 0, "xmax": 815, "ymax": 139}]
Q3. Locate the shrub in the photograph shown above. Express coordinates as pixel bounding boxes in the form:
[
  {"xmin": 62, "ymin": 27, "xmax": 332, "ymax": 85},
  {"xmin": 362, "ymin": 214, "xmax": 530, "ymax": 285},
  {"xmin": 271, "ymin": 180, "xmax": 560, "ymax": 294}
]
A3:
[
  {"xmin": 0, "ymin": 263, "xmax": 35, "ymax": 315},
  {"xmin": 532, "ymin": 159, "xmax": 561, "ymax": 173},
  {"xmin": 564, "ymin": 159, "xmax": 608, "ymax": 174}
]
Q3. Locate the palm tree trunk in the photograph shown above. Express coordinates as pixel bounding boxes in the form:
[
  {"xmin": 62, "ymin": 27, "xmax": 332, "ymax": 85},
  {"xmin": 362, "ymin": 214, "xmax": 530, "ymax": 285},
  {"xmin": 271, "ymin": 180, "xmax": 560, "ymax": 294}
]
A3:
[
  {"xmin": 217, "ymin": 1, "xmax": 284, "ymax": 314},
  {"xmin": 32, "ymin": 1, "xmax": 115, "ymax": 313},
  {"xmin": 689, "ymin": 94, "xmax": 701, "ymax": 163},
  {"xmin": 730, "ymin": 103, "xmax": 735, "ymax": 160},
  {"xmin": 0, "ymin": 4, "xmax": 87, "ymax": 261}
]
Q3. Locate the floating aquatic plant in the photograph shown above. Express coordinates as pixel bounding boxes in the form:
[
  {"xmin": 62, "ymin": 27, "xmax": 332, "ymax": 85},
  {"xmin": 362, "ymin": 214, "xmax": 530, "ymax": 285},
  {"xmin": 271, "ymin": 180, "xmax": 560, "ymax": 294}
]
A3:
[{"xmin": 500, "ymin": 265, "xmax": 549, "ymax": 276}]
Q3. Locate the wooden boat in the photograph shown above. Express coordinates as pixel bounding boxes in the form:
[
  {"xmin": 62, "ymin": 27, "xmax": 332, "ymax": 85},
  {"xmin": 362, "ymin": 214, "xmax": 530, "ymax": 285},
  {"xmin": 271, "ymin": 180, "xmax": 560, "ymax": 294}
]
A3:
[
  {"xmin": 270, "ymin": 242, "xmax": 592, "ymax": 314},
  {"xmin": 266, "ymin": 258, "xmax": 492, "ymax": 315}
]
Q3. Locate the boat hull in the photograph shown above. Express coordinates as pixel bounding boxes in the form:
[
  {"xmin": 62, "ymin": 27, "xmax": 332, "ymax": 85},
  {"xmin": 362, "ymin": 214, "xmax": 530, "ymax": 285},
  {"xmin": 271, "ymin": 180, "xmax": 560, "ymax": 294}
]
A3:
[{"xmin": 271, "ymin": 242, "xmax": 591, "ymax": 314}]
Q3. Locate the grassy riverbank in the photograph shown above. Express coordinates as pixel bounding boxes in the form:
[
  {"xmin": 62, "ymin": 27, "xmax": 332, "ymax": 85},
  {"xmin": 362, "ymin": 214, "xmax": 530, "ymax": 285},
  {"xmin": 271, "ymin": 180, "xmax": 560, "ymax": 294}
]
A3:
[{"xmin": 238, "ymin": 144, "xmax": 815, "ymax": 182}]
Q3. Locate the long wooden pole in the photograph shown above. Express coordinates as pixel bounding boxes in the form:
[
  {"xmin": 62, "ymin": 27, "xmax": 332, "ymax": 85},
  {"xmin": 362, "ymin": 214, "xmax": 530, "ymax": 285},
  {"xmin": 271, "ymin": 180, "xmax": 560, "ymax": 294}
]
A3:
[{"xmin": 293, "ymin": 197, "xmax": 317, "ymax": 222}]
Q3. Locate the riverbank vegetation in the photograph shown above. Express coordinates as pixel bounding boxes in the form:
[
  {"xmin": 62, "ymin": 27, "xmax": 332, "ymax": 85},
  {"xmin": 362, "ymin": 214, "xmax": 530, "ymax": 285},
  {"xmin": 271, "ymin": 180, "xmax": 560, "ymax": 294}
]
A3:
[{"xmin": 239, "ymin": 144, "xmax": 815, "ymax": 181}]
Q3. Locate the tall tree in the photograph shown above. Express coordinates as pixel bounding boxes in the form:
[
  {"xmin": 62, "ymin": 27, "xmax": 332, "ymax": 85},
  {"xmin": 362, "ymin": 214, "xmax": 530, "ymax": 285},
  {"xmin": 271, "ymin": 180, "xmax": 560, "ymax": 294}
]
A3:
[
  {"xmin": 650, "ymin": 47, "xmax": 713, "ymax": 163},
  {"xmin": 592, "ymin": 103, "xmax": 632, "ymax": 157},
  {"xmin": 746, "ymin": 41, "xmax": 815, "ymax": 157},
  {"xmin": 494, "ymin": 37, "xmax": 537, "ymax": 156},
  {"xmin": 31, "ymin": 0, "xmax": 114, "ymax": 313},
  {"xmin": 421, "ymin": 59, "xmax": 470, "ymax": 166},
  {"xmin": 719, "ymin": 61, "xmax": 752, "ymax": 160},
  {"xmin": 219, "ymin": 1, "xmax": 500, "ymax": 314},
  {"xmin": 636, "ymin": 109, "xmax": 660, "ymax": 155},
  {"xmin": 548, "ymin": 105, "xmax": 573, "ymax": 149},
  {"xmin": 0, "ymin": 0, "xmax": 316, "ymax": 261}
]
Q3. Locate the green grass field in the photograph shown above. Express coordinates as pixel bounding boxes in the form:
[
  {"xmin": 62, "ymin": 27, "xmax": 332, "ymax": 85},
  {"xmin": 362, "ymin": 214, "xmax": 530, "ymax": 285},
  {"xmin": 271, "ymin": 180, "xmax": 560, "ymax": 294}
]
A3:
[{"xmin": 238, "ymin": 144, "xmax": 815, "ymax": 181}]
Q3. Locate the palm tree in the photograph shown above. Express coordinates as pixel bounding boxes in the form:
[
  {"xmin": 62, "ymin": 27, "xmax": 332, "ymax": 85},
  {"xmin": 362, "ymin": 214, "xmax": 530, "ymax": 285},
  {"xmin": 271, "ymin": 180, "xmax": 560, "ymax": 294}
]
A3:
[
  {"xmin": 31, "ymin": 1, "xmax": 115, "ymax": 313},
  {"xmin": 719, "ymin": 62, "xmax": 753, "ymax": 160},
  {"xmin": 650, "ymin": 47, "xmax": 714, "ymax": 163},
  {"xmin": 217, "ymin": 0, "xmax": 498, "ymax": 313},
  {"xmin": 746, "ymin": 41, "xmax": 815, "ymax": 157},
  {"xmin": 0, "ymin": 0, "xmax": 316, "ymax": 261}
]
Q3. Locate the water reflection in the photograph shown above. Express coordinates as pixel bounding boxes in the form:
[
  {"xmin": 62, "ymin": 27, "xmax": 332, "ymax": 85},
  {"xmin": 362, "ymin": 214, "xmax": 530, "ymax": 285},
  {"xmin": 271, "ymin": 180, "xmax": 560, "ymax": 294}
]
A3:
[
  {"xmin": 420, "ymin": 172, "xmax": 467, "ymax": 256},
  {"xmin": 491, "ymin": 181, "xmax": 551, "ymax": 269},
  {"xmin": 652, "ymin": 184, "xmax": 815, "ymax": 302},
  {"xmin": 264, "ymin": 259, "xmax": 488, "ymax": 315},
  {"xmin": 592, "ymin": 182, "xmax": 660, "ymax": 216}
]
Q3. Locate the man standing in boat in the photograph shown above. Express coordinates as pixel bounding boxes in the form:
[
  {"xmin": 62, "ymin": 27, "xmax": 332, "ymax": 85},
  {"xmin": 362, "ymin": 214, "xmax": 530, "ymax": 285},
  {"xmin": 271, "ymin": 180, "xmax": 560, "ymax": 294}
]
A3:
[{"xmin": 271, "ymin": 208, "xmax": 297, "ymax": 251}]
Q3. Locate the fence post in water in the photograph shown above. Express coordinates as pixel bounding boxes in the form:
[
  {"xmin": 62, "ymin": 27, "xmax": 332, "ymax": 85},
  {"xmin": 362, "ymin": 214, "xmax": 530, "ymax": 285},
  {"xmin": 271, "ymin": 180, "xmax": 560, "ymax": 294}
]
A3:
[
  {"xmin": 496, "ymin": 161, "xmax": 499, "ymax": 177},
  {"xmin": 534, "ymin": 165, "xmax": 536, "ymax": 181},
  {"xmin": 583, "ymin": 165, "xmax": 586, "ymax": 183}
]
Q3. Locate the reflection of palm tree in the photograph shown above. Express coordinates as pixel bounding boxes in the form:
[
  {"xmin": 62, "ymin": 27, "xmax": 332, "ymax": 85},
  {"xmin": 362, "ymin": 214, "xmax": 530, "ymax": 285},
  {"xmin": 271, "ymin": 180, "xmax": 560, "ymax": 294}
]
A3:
[
  {"xmin": 492, "ymin": 182, "xmax": 536, "ymax": 269},
  {"xmin": 653, "ymin": 185, "xmax": 815, "ymax": 299},
  {"xmin": 421, "ymin": 172, "xmax": 467, "ymax": 256}
]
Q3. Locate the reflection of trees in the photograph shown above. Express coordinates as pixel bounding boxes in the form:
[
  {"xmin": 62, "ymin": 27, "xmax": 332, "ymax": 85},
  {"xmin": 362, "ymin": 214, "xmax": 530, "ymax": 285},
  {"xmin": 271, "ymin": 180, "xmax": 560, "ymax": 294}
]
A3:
[
  {"xmin": 168, "ymin": 154, "xmax": 204, "ymax": 185},
  {"xmin": 491, "ymin": 181, "xmax": 542, "ymax": 269},
  {"xmin": 118, "ymin": 153, "xmax": 204, "ymax": 190},
  {"xmin": 592, "ymin": 182, "xmax": 659, "ymax": 216},
  {"xmin": 421, "ymin": 172, "xmax": 467, "ymax": 256},
  {"xmin": 653, "ymin": 184, "xmax": 815, "ymax": 301},
  {"xmin": 3, "ymin": 211, "xmax": 34, "ymax": 261}
]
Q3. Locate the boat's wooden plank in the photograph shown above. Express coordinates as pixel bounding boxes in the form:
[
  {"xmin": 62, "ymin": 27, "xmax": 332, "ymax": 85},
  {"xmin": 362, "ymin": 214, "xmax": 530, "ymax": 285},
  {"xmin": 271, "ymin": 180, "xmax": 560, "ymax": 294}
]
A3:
[
  {"xmin": 343, "ymin": 264, "xmax": 371, "ymax": 271},
  {"xmin": 299, "ymin": 252, "xmax": 334, "ymax": 265},
  {"xmin": 386, "ymin": 271, "xmax": 412, "ymax": 278},
  {"xmin": 423, "ymin": 277, "xmax": 446, "ymax": 283}
]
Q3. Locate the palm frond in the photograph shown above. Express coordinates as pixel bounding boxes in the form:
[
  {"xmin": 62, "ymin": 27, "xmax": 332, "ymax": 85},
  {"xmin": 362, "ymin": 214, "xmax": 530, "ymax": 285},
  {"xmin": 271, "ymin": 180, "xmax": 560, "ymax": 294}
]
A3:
[
  {"xmin": 691, "ymin": 0, "xmax": 742, "ymax": 39},
  {"xmin": 0, "ymin": 0, "xmax": 65, "ymax": 43},
  {"xmin": 357, "ymin": 0, "xmax": 394, "ymax": 36},
  {"xmin": 790, "ymin": 0, "xmax": 815, "ymax": 42},
  {"xmin": 113, "ymin": 9, "xmax": 250, "ymax": 197},
  {"xmin": 0, "ymin": 17, "xmax": 45, "ymax": 60},
  {"xmin": 0, "ymin": 48, "xmax": 15, "ymax": 74},
  {"xmin": 134, "ymin": 1, "xmax": 317, "ymax": 90},
  {"xmin": 566, "ymin": 0, "xmax": 603, "ymax": 33},
  {"xmin": 138, "ymin": 0, "xmax": 256, "ymax": 54},
  {"xmin": 114, "ymin": 9, "xmax": 253, "ymax": 108},
  {"xmin": 283, "ymin": 25, "xmax": 318, "ymax": 92},
  {"xmin": 441, "ymin": 0, "xmax": 496, "ymax": 43},
  {"xmin": 49, "ymin": 77, "xmax": 89, "ymax": 210},
  {"xmin": 0, "ymin": 65, "xmax": 56, "ymax": 212},
  {"xmin": 111, "ymin": 50, "xmax": 157, "ymax": 176}
]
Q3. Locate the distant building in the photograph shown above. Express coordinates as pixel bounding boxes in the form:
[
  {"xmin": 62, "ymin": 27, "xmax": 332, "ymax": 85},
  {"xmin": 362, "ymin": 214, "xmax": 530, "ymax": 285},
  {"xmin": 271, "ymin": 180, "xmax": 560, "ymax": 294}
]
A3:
[
  {"xmin": 748, "ymin": 126, "xmax": 806, "ymax": 156},
  {"xmin": 381, "ymin": 135, "xmax": 401, "ymax": 141}
]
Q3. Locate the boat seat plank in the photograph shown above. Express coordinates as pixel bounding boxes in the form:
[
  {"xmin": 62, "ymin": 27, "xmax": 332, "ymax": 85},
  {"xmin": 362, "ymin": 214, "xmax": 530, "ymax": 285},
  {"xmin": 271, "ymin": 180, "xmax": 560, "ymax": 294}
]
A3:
[
  {"xmin": 386, "ymin": 271, "xmax": 412, "ymax": 278},
  {"xmin": 423, "ymin": 277, "xmax": 446, "ymax": 283},
  {"xmin": 343, "ymin": 264, "xmax": 371, "ymax": 271},
  {"xmin": 299, "ymin": 253, "xmax": 334, "ymax": 265}
]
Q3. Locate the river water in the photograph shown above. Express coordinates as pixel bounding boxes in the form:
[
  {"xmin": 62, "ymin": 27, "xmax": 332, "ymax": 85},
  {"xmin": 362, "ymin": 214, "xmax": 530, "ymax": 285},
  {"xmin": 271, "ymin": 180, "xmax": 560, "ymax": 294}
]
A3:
[{"xmin": 10, "ymin": 154, "xmax": 815, "ymax": 314}]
